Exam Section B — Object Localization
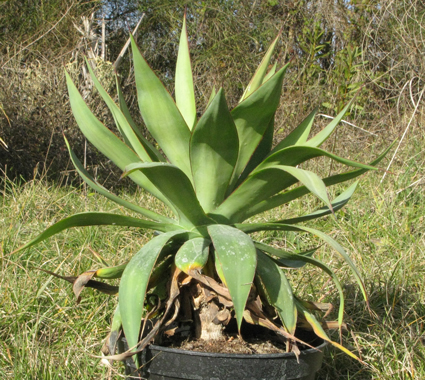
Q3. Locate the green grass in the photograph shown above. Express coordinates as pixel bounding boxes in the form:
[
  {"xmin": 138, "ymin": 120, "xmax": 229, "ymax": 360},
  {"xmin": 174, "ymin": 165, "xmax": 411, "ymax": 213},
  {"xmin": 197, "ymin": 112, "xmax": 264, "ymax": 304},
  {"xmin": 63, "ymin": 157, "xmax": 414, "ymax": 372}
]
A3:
[{"xmin": 1, "ymin": 136, "xmax": 424, "ymax": 379}]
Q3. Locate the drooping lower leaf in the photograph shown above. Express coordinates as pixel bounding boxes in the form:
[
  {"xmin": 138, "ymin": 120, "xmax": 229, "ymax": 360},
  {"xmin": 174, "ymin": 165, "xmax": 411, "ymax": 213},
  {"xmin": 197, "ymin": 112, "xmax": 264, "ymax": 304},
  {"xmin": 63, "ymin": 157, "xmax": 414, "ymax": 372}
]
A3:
[
  {"xmin": 256, "ymin": 250, "xmax": 297, "ymax": 334},
  {"xmin": 119, "ymin": 231, "xmax": 190, "ymax": 359},
  {"xmin": 295, "ymin": 299, "xmax": 361, "ymax": 361},
  {"xmin": 95, "ymin": 262, "xmax": 128, "ymax": 279},
  {"xmin": 242, "ymin": 226, "xmax": 364, "ymax": 304},
  {"xmin": 299, "ymin": 225, "xmax": 367, "ymax": 303},
  {"xmin": 255, "ymin": 241, "xmax": 345, "ymax": 328},
  {"xmin": 208, "ymin": 225, "xmax": 257, "ymax": 331},
  {"xmin": 14, "ymin": 212, "xmax": 180, "ymax": 254}
]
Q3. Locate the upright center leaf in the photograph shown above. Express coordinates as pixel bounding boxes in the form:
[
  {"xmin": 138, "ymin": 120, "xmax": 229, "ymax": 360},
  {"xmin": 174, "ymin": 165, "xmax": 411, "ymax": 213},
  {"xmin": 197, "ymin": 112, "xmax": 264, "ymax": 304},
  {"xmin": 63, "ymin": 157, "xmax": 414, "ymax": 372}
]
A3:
[{"xmin": 190, "ymin": 89, "xmax": 239, "ymax": 213}]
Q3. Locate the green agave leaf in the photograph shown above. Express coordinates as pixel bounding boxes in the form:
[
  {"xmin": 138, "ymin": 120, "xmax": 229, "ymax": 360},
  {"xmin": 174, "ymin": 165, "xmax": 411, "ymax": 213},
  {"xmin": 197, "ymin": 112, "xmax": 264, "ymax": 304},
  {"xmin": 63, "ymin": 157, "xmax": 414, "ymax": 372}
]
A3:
[
  {"xmin": 236, "ymin": 222, "xmax": 301, "ymax": 234},
  {"xmin": 14, "ymin": 212, "xmax": 181, "ymax": 254},
  {"xmin": 86, "ymin": 59, "xmax": 154, "ymax": 161},
  {"xmin": 175, "ymin": 14, "xmax": 196, "ymax": 130},
  {"xmin": 208, "ymin": 225, "xmax": 257, "ymax": 331},
  {"xmin": 255, "ymin": 241, "xmax": 345, "ymax": 328},
  {"xmin": 119, "ymin": 231, "xmax": 190, "ymax": 359},
  {"xmin": 299, "ymin": 226, "xmax": 367, "ymax": 303},
  {"xmin": 65, "ymin": 71, "xmax": 172, "ymax": 208},
  {"xmin": 65, "ymin": 138, "xmax": 172, "ymax": 224},
  {"xmin": 304, "ymin": 98, "xmax": 355, "ymax": 148},
  {"xmin": 131, "ymin": 36, "xmax": 192, "ymax": 178},
  {"xmin": 237, "ymin": 118, "xmax": 274, "ymax": 186},
  {"xmin": 175, "ymin": 237, "xmax": 210, "ymax": 274},
  {"xmin": 190, "ymin": 89, "xmax": 239, "ymax": 213},
  {"xmin": 108, "ymin": 302, "xmax": 122, "ymax": 355},
  {"xmin": 240, "ymin": 34, "xmax": 280, "ymax": 101},
  {"xmin": 295, "ymin": 299, "xmax": 360, "ymax": 361},
  {"xmin": 206, "ymin": 86, "xmax": 216, "ymax": 108},
  {"xmin": 275, "ymin": 247, "xmax": 318, "ymax": 269},
  {"xmin": 279, "ymin": 181, "xmax": 358, "ymax": 225},
  {"xmin": 257, "ymin": 145, "xmax": 377, "ymax": 172},
  {"xmin": 271, "ymin": 107, "xmax": 318, "ymax": 152},
  {"xmin": 123, "ymin": 162, "xmax": 211, "ymax": 228},
  {"xmin": 95, "ymin": 262, "xmax": 127, "ymax": 279},
  {"xmin": 266, "ymin": 165, "xmax": 333, "ymax": 210},
  {"xmin": 262, "ymin": 62, "xmax": 277, "ymax": 84},
  {"xmin": 245, "ymin": 224, "xmax": 367, "ymax": 308},
  {"xmin": 149, "ymin": 255, "xmax": 174, "ymax": 290},
  {"xmin": 256, "ymin": 250, "xmax": 297, "ymax": 334},
  {"xmin": 228, "ymin": 64, "xmax": 288, "ymax": 192},
  {"xmin": 214, "ymin": 164, "xmax": 332, "ymax": 223},
  {"xmin": 235, "ymin": 142, "xmax": 394, "ymax": 220},
  {"xmin": 116, "ymin": 77, "xmax": 164, "ymax": 162}
]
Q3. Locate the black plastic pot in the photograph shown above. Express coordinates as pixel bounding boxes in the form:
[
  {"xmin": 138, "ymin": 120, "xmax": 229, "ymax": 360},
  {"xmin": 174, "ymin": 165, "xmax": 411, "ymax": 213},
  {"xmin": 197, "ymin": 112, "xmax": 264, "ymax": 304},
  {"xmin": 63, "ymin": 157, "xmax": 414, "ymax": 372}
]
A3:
[{"xmin": 123, "ymin": 337, "xmax": 327, "ymax": 380}]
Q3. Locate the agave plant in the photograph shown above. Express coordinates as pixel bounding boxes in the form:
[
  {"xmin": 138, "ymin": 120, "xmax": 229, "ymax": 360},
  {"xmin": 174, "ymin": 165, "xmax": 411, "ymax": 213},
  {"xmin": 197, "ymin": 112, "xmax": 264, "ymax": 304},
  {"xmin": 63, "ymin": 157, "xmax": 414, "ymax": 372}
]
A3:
[{"xmin": 17, "ymin": 17, "xmax": 390, "ymax": 366}]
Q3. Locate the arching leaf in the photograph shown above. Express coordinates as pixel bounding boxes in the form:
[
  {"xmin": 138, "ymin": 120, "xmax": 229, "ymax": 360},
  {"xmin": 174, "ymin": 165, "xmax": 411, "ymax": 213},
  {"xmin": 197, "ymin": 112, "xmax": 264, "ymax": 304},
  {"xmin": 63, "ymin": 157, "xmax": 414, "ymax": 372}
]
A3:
[{"xmin": 65, "ymin": 137, "xmax": 172, "ymax": 224}]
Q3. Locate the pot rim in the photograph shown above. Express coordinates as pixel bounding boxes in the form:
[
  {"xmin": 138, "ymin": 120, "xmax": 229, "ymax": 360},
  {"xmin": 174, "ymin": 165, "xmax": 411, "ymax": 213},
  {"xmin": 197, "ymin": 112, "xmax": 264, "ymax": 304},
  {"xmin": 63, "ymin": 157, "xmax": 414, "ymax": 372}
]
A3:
[{"xmin": 147, "ymin": 339, "xmax": 327, "ymax": 359}]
